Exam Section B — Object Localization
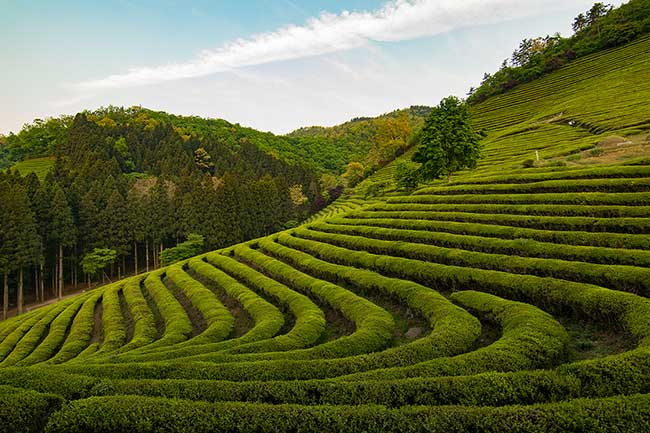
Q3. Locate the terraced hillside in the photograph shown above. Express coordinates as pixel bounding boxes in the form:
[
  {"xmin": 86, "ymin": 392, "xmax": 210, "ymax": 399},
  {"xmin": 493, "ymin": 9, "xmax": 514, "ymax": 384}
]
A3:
[{"xmin": 1, "ymin": 38, "xmax": 650, "ymax": 432}]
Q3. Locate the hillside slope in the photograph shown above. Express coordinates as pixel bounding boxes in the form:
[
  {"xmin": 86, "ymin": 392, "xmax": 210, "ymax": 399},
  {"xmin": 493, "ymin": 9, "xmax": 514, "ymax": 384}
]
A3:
[{"xmin": 1, "ymin": 38, "xmax": 650, "ymax": 432}]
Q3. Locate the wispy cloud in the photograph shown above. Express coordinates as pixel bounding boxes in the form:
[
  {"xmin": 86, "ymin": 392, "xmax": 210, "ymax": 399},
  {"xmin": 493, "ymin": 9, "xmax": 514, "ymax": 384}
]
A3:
[{"xmin": 76, "ymin": 0, "xmax": 571, "ymax": 90}]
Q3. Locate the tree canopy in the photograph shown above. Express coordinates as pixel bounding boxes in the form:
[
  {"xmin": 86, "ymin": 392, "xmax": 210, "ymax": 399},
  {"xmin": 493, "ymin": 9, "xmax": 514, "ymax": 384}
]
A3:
[
  {"xmin": 81, "ymin": 248, "xmax": 117, "ymax": 281},
  {"xmin": 160, "ymin": 234, "xmax": 205, "ymax": 267},
  {"xmin": 413, "ymin": 96, "xmax": 482, "ymax": 182}
]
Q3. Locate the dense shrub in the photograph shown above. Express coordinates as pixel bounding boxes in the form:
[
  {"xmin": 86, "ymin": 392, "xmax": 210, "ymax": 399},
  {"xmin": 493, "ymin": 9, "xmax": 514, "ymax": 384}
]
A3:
[{"xmin": 44, "ymin": 394, "xmax": 650, "ymax": 433}]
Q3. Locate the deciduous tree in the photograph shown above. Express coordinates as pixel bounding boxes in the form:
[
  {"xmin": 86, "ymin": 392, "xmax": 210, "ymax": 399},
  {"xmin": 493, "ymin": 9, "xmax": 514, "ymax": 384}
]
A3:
[{"xmin": 413, "ymin": 96, "xmax": 482, "ymax": 183}]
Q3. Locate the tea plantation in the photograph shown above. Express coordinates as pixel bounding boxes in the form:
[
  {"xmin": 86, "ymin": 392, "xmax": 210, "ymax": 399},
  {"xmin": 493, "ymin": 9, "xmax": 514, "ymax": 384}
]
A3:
[{"xmin": 1, "ymin": 36, "xmax": 650, "ymax": 433}]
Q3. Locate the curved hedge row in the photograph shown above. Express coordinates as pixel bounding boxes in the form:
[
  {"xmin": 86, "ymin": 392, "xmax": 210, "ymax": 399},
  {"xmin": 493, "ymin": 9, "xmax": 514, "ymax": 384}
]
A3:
[
  {"xmin": 331, "ymin": 216, "xmax": 650, "ymax": 249},
  {"xmin": 339, "ymin": 290, "xmax": 569, "ymax": 381},
  {"xmin": 350, "ymin": 210, "xmax": 650, "ymax": 234},
  {"xmin": 47, "ymin": 291, "xmax": 103, "ymax": 364},
  {"xmin": 414, "ymin": 178, "xmax": 650, "ymax": 195},
  {"xmin": 295, "ymin": 226, "xmax": 650, "ymax": 294},
  {"xmin": 315, "ymin": 220, "xmax": 650, "ymax": 266},
  {"xmin": 165, "ymin": 264, "xmax": 234, "ymax": 346},
  {"xmin": 450, "ymin": 165, "xmax": 650, "ymax": 185},
  {"xmin": 43, "ymin": 393, "xmax": 650, "ymax": 433},
  {"xmin": 0, "ymin": 301, "xmax": 72, "ymax": 367},
  {"xmin": 0, "ymin": 385, "xmax": 63, "ymax": 433},
  {"xmin": 387, "ymin": 192, "xmax": 650, "ymax": 206},
  {"xmin": 369, "ymin": 202, "xmax": 650, "ymax": 218},
  {"xmin": 112, "ymin": 277, "xmax": 157, "ymax": 354}
]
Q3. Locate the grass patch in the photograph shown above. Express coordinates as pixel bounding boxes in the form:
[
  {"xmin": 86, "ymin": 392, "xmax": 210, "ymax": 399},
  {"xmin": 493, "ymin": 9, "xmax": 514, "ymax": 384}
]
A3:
[{"xmin": 11, "ymin": 157, "xmax": 55, "ymax": 180}]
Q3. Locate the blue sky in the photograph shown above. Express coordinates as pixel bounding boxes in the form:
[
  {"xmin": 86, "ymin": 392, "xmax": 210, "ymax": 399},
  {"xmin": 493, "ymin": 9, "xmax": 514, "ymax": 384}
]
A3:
[{"xmin": 0, "ymin": 0, "xmax": 623, "ymax": 134}]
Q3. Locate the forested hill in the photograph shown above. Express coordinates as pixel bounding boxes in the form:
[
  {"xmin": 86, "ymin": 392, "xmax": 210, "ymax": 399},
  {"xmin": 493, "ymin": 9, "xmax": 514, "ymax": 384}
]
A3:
[
  {"xmin": 0, "ymin": 105, "xmax": 430, "ymax": 176},
  {"xmin": 1, "ymin": 107, "xmax": 316, "ymax": 173},
  {"xmin": 468, "ymin": 0, "xmax": 650, "ymax": 103},
  {"xmin": 287, "ymin": 106, "xmax": 431, "ymax": 173},
  {"xmin": 0, "ymin": 104, "xmax": 428, "ymax": 315},
  {"xmin": 0, "ymin": 106, "xmax": 327, "ymax": 315}
]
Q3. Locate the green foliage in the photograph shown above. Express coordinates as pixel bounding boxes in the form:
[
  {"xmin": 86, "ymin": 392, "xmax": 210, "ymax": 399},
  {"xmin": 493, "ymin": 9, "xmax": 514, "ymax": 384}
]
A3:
[
  {"xmin": 288, "ymin": 106, "xmax": 430, "ymax": 173},
  {"xmin": 342, "ymin": 162, "xmax": 365, "ymax": 187},
  {"xmin": 165, "ymin": 264, "xmax": 234, "ymax": 345},
  {"xmin": 393, "ymin": 161, "xmax": 419, "ymax": 189},
  {"xmin": 0, "ymin": 116, "xmax": 71, "ymax": 165},
  {"xmin": 42, "ymin": 394, "xmax": 650, "ymax": 433},
  {"xmin": 48, "ymin": 291, "xmax": 103, "ymax": 363},
  {"xmin": 93, "ymin": 284, "xmax": 127, "ymax": 355},
  {"xmin": 468, "ymin": 0, "xmax": 650, "ymax": 103},
  {"xmin": 0, "ymin": 385, "xmax": 63, "ymax": 433},
  {"xmin": 193, "ymin": 147, "xmax": 214, "ymax": 173},
  {"xmin": 81, "ymin": 248, "xmax": 117, "ymax": 279},
  {"xmin": 160, "ymin": 234, "xmax": 205, "ymax": 266},
  {"xmin": 137, "ymin": 270, "xmax": 193, "ymax": 350},
  {"xmin": 413, "ymin": 96, "xmax": 482, "ymax": 181},
  {"xmin": 9, "ymin": 157, "xmax": 56, "ymax": 181},
  {"xmin": 522, "ymin": 158, "xmax": 536, "ymax": 168},
  {"xmin": 49, "ymin": 183, "xmax": 76, "ymax": 248},
  {"xmin": 0, "ymin": 180, "xmax": 40, "ymax": 272},
  {"xmin": 296, "ymin": 225, "xmax": 650, "ymax": 295}
]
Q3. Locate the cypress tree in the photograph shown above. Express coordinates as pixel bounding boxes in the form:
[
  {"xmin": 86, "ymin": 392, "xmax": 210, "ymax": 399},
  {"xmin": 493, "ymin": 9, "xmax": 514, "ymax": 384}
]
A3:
[
  {"xmin": 147, "ymin": 179, "xmax": 171, "ymax": 268},
  {"xmin": 49, "ymin": 183, "xmax": 76, "ymax": 299},
  {"xmin": 0, "ymin": 182, "xmax": 15, "ymax": 319},
  {"xmin": 100, "ymin": 189, "xmax": 130, "ymax": 278},
  {"xmin": 7, "ymin": 184, "xmax": 40, "ymax": 314},
  {"xmin": 31, "ymin": 182, "xmax": 51, "ymax": 302},
  {"xmin": 127, "ymin": 189, "xmax": 147, "ymax": 274}
]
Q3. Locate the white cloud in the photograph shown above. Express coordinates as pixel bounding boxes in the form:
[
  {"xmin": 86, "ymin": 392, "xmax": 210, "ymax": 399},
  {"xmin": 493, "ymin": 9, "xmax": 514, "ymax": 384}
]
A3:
[{"xmin": 76, "ymin": 0, "xmax": 575, "ymax": 90}]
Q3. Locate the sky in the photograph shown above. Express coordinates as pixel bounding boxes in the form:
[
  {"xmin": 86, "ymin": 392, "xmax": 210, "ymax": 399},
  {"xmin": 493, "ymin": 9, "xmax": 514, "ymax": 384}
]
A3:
[{"xmin": 0, "ymin": 0, "xmax": 624, "ymax": 135}]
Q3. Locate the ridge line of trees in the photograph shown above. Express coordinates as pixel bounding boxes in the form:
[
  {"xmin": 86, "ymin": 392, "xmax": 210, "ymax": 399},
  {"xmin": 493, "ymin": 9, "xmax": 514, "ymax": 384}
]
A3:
[
  {"xmin": 1, "ymin": 108, "xmax": 329, "ymax": 318},
  {"xmin": 468, "ymin": 0, "xmax": 650, "ymax": 103}
]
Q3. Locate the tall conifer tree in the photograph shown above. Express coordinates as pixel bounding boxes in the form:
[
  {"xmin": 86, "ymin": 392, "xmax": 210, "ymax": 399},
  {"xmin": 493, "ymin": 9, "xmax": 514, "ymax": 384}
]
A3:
[{"xmin": 49, "ymin": 183, "xmax": 76, "ymax": 299}]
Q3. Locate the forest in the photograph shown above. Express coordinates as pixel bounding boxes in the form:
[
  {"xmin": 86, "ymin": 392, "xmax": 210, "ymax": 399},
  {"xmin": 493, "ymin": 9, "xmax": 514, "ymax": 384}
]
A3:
[
  {"xmin": 0, "ymin": 105, "xmax": 425, "ymax": 316},
  {"xmin": 0, "ymin": 107, "xmax": 324, "ymax": 316}
]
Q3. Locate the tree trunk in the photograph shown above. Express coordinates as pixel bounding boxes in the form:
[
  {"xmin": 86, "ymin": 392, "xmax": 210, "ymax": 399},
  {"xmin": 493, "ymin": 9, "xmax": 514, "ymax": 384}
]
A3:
[
  {"xmin": 3, "ymin": 273, "xmax": 8, "ymax": 321},
  {"xmin": 34, "ymin": 267, "xmax": 39, "ymax": 303},
  {"xmin": 58, "ymin": 244, "xmax": 64, "ymax": 300},
  {"xmin": 18, "ymin": 268, "xmax": 23, "ymax": 315},
  {"xmin": 39, "ymin": 263, "xmax": 44, "ymax": 304},
  {"xmin": 447, "ymin": 172, "xmax": 452, "ymax": 183},
  {"xmin": 134, "ymin": 241, "xmax": 139, "ymax": 275},
  {"xmin": 145, "ymin": 239, "xmax": 150, "ymax": 272},
  {"xmin": 122, "ymin": 256, "xmax": 126, "ymax": 278}
]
